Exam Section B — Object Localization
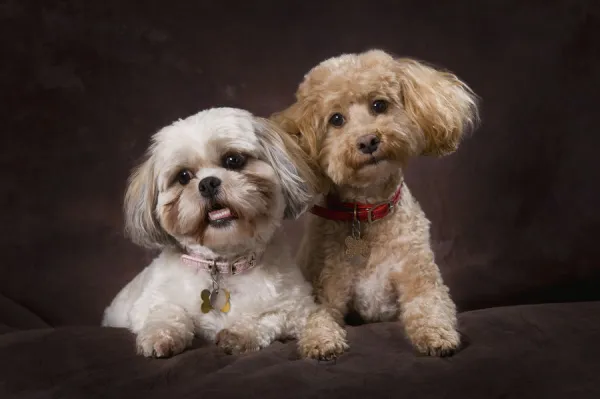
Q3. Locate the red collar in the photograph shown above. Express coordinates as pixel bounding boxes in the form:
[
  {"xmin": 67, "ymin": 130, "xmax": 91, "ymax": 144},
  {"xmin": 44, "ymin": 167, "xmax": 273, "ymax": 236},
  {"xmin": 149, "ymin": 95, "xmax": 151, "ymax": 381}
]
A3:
[{"xmin": 310, "ymin": 184, "xmax": 402, "ymax": 223}]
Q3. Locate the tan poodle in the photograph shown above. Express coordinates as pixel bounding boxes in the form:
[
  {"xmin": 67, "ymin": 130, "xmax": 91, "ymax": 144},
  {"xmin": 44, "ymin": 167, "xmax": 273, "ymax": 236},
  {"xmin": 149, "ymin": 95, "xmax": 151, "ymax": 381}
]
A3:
[{"xmin": 272, "ymin": 49, "xmax": 478, "ymax": 356}]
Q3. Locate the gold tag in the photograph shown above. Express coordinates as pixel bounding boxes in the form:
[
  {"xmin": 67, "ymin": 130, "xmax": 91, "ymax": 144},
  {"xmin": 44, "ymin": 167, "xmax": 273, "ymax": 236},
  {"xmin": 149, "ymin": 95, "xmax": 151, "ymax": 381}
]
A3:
[
  {"xmin": 345, "ymin": 236, "xmax": 369, "ymax": 258},
  {"xmin": 201, "ymin": 289, "xmax": 231, "ymax": 314},
  {"xmin": 201, "ymin": 289, "xmax": 212, "ymax": 313}
]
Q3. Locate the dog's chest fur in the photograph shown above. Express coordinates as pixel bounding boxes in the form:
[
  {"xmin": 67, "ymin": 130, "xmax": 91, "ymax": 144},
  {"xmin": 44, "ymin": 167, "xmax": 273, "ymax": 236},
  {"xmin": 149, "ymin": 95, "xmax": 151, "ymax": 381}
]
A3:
[
  {"xmin": 106, "ymin": 244, "xmax": 312, "ymax": 342},
  {"xmin": 182, "ymin": 252, "xmax": 310, "ymax": 340},
  {"xmin": 187, "ymin": 263, "xmax": 280, "ymax": 339},
  {"xmin": 301, "ymin": 186, "xmax": 427, "ymax": 322}
]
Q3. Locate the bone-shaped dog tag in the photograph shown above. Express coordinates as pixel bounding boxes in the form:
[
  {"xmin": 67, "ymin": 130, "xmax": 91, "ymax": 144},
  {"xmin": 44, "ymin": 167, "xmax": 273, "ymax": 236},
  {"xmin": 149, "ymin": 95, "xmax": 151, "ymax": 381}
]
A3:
[{"xmin": 201, "ymin": 289, "xmax": 213, "ymax": 313}]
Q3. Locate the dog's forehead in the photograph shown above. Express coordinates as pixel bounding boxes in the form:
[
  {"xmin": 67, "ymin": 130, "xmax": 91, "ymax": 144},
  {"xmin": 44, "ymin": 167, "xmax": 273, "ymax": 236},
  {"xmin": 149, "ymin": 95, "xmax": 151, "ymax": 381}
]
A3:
[
  {"xmin": 299, "ymin": 51, "xmax": 398, "ymax": 102},
  {"xmin": 153, "ymin": 107, "xmax": 260, "ymax": 161},
  {"xmin": 308, "ymin": 50, "xmax": 393, "ymax": 78}
]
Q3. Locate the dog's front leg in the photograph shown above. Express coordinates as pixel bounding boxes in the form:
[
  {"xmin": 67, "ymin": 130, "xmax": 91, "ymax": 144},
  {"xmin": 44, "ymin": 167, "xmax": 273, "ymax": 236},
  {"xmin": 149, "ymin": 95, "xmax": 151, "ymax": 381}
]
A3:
[
  {"xmin": 295, "ymin": 252, "xmax": 353, "ymax": 360},
  {"xmin": 391, "ymin": 252, "xmax": 460, "ymax": 356},
  {"xmin": 295, "ymin": 304, "xmax": 349, "ymax": 361},
  {"xmin": 314, "ymin": 251, "xmax": 355, "ymax": 322},
  {"xmin": 135, "ymin": 303, "xmax": 195, "ymax": 358}
]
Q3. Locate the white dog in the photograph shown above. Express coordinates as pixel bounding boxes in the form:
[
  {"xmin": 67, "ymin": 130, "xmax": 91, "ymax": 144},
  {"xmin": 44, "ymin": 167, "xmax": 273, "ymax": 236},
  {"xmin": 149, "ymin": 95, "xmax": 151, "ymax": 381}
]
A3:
[{"xmin": 102, "ymin": 108, "xmax": 348, "ymax": 360}]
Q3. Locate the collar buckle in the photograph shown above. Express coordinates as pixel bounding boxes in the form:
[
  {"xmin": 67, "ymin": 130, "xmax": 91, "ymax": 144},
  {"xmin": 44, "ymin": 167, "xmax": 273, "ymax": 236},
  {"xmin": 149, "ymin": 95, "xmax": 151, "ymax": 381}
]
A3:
[
  {"xmin": 387, "ymin": 200, "xmax": 395, "ymax": 216},
  {"xmin": 366, "ymin": 206, "xmax": 375, "ymax": 224}
]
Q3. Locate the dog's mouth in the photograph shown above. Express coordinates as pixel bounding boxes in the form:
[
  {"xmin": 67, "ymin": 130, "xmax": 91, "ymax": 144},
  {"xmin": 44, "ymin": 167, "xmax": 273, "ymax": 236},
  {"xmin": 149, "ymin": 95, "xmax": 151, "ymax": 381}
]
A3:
[
  {"xmin": 367, "ymin": 156, "xmax": 380, "ymax": 165},
  {"xmin": 207, "ymin": 203, "xmax": 237, "ymax": 227},
  {"xmin": 358, "ymin": 155, "xmax": 385, "ymax": 168}
]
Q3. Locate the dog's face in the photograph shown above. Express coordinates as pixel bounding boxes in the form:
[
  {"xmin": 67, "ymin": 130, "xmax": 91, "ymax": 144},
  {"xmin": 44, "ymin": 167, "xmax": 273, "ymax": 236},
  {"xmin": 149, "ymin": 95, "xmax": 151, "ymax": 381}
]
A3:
[
  {"xmin": 124, "ymin": 108, "xmax": 317, "ymax": 254},
  {"xmin": 273, "ymin": 50, "xmax": 478, "ymax": 188}
]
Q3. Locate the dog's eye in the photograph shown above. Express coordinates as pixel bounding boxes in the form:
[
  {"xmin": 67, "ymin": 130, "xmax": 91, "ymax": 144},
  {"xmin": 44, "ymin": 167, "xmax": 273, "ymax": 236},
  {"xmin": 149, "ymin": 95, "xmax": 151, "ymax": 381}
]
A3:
[
  {"xmin": 177, "ymin": 170, "xmax": 193, "ymax": 185},
  {"xmin": 372, "ymin": 100, "xmax": 388, "ymax": 114},
  {"xmin": 329, "ymin": 113, "xmax": 345, "ymax": 127},
  {"xmin": 222, "ymin": 153, "xmax": 246, "ymax": 170}
]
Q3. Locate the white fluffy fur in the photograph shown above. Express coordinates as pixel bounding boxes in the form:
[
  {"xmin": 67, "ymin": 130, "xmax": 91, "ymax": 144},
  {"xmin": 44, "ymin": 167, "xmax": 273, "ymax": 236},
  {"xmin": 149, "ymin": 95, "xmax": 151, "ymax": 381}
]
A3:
[{"xmin": 102, "ymin": 108, "xmax": 348, "ymax": 359}]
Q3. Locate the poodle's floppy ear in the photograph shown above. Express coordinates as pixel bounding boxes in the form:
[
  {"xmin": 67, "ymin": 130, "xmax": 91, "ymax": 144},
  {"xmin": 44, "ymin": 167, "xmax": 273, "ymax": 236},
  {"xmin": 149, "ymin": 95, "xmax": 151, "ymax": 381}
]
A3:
[
  {"xmin": 123, "ymin": 154, "xmax": 172, "ymax": 248},
  {"xmin": 270, "ymin": 103, "xmax": 303, "ymax": 139},
  {"xmin": 253, "ymin": 117, "xmax": 320, "ymax": 219},
  {"xmin": 271, "ymin": 102, "xmax": 322, "ymax": 162},
  {"xmin": 394, "ymin": 58, "xmax": 479, "ymax": 156}
]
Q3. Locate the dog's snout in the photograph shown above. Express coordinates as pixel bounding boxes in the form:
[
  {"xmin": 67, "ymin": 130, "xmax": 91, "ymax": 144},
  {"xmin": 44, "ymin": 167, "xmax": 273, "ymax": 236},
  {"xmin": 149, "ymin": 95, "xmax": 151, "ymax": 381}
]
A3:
[
  {"xmin": 198, "ymin": 176, "xmax": 221, "ymax": 198},
  {"xmin": 357, "ymin": 134, "xmax": 380, "ymax": 154}
]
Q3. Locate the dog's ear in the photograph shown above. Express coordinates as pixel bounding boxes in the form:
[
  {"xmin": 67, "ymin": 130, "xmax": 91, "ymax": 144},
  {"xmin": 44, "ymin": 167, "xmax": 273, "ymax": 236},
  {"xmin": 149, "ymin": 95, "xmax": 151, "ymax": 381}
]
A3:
[
  {"xmin": 271, "ymin": 102, "xmax": 322, "ymax": 162},
  {"xmin": 123, "ymin": 154, "xmax": 171, "ymax": 248},
  {"xmin": 254, "ymin": 117, "xmax": 321, "ymax": 219},
  {"xmin": 394, "ymin": 58, "xmax": 479, "ymax": 156},
  {"xmin": 270, "ymin": 103, "xmax": 303, "ymax": 139}
]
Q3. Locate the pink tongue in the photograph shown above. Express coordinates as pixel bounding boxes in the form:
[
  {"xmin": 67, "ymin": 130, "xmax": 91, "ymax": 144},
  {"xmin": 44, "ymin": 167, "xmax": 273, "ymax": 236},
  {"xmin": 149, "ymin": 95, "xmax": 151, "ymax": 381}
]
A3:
[{"xmin": 208, "ymin": 208, "xmax": 232, "ymax": 221}]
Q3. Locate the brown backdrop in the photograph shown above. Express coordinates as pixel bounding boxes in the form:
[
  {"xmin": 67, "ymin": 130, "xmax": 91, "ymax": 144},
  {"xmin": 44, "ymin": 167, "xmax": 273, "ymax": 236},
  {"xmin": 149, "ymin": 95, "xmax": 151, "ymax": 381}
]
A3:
[{"xmin": 1, "ymin": 0, "xmax": 599, "ymax": 329}]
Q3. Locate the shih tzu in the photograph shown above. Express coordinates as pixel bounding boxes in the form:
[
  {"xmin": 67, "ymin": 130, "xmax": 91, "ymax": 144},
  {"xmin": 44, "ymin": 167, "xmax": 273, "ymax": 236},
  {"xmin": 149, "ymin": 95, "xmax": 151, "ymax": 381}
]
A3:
[
  {"xmin": 102, "ymin": 107, "xmax": 348, "ymax": 360},
  {"xmin": 272, "ymin": 49, "xmax": 478, "ymax": 356}
]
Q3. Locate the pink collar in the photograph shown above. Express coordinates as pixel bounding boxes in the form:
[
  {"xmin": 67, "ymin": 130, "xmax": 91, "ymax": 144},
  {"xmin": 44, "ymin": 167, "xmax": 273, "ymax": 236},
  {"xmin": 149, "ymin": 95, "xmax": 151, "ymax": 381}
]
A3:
[{"xmin": 180, "ymin": 252, "xmax": 260, "ymax": 276}]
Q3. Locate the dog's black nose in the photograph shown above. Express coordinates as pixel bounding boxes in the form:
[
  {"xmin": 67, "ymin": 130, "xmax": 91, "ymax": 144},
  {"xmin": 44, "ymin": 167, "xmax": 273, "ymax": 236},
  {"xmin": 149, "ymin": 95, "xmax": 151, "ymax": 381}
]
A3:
[
  {"xmin": 357, "ymin": 134, "xmax": 380, "ymax": 154},
  {"xmin": 198, "ymin": 176, "xmax": 221, "ymax": 198}
]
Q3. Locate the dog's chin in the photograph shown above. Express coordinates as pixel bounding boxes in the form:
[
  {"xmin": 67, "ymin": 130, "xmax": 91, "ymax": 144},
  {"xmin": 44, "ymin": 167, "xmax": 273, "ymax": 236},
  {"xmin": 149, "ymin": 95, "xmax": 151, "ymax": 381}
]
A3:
[
  {"xmin": 327, "ymin": 155, "xmax": 399, "ymax": 188},
  {"xmin": 355, "ymin": 156, "xmax": 397, "ymax": 178},
  {"xmin": 360, "ymin": 155, "xmax": 387, "ymax": 168},
  {"xmin": 202, "ymin": 203, "xmax": 248, "ymax": 248},
  {"xmin": 201, "ymin": 201, "xmax": 278, "ymax": 252}
]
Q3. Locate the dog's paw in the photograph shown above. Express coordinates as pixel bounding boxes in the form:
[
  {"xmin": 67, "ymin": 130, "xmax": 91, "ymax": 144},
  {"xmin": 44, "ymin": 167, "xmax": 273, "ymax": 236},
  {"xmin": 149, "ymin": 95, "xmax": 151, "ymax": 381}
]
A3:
[
  {"xmin": 136, "ymin": 326, "xmax": 191, "ymax": 358},
  {"xmin": 299, "ymin": 336, "xmax": 349, "ymax": 361},
  {"xmin": 215, "ymin": 329, "xmax": 260, "ymax": 355},
  {"xmin": 298, "ymin": 326, "xmax": 349, "ymax": 361},
  {"xmin": 411, "ymin": 326, "xmax": 460, "ymax": 357}
]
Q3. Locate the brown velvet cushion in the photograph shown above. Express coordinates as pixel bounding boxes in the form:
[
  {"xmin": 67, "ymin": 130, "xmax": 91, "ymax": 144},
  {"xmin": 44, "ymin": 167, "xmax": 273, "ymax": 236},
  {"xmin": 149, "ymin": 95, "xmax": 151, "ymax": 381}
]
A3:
[
  {"xmin": 1, "ymin": 302, "xmax": 599, "ymax": 399},
  {"xmin": 1, "ymin": 0, "xmax": 599, "ymax": 328}
]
